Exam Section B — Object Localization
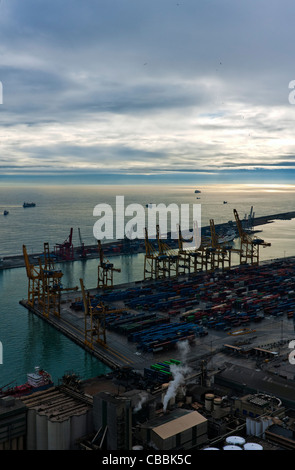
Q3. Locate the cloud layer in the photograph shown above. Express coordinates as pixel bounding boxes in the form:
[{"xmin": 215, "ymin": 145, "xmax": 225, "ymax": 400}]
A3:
[{"xmin": 0, "ymin": 0, "xmax": 295, "ymax": 180}]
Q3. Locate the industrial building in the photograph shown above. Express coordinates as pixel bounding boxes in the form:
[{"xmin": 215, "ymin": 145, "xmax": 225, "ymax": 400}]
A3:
[
  {"xmin": 138, "ymin": 409, "xmax": 207, "ymax": 450},
  {"xmin": 0, "ymin": 396, "xmax": 26, "ymax": 450}
]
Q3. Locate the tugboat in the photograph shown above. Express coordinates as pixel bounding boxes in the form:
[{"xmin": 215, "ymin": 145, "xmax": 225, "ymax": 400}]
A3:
[
  {"xmin": 0, "ymin": 367, "xmax": 53, "ymax": 398},
  {"xmin": 23, "ymin": 202, "xmax": 36, "ymax": 208},
  {"xmin": 3, "ymin": 210, "xmax": 9, "ymax": 215}
]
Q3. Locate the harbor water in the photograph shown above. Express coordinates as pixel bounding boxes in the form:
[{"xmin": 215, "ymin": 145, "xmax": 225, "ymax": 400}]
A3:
[{"xmin": 0, "ymin": 183, "xmax": 295, "ymax": 387}]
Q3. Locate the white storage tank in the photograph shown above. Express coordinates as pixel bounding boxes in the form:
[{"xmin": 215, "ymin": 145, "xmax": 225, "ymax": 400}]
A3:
[
  {"xmin": 203, "ymin": 447, "xmax": 220, "ymax": 450},
  {"xmin": 223, "ymin": 445, "xmax": 242, "ymax": 450},
  {"xmin": 243, "ymin": 442, "xmax": 263, "ymax": 450},
  {"xmin": 226, "ymin": 436, "xmax": 245, "ymax": 447}
]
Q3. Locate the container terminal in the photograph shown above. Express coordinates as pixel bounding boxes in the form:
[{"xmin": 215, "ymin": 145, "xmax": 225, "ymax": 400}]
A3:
[{"xmin": 2, "ymin": 208, "xmax": 295, "ymax": 451}]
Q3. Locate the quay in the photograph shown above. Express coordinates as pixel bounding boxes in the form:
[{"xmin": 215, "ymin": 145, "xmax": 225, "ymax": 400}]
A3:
[
  {"xmin": 3, "ymin": 210, "xmax": 295, "ymax": 271},
  {"xmin": 20, "ymin": 255, "xmax": 295, "ymax": 375}
]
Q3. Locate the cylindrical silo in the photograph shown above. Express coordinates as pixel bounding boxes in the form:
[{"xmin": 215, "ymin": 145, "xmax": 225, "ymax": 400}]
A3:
[
  {"xmin": 71, "ymin": 413, "xmax": 87, "ymax": 448},
  {"xmin": 205, "ymin": 393, "xmax": 214, "ymax": 412},
  {"xmin": 213, "ymin": 397, "xmax": 222, "ymax": 418},
  {"xmin": 36, "ymin": 413, "xmax": 48, "ymax": 450},
  {"xmin": 26, "ymin": 408, "xmax": 37, "ymax": 450},
  {"xmin": 48, "ymin": 418, "xmax": 71, "ymax": 450}
]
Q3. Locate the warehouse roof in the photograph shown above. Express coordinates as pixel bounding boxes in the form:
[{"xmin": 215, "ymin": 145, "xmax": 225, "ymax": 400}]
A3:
[{"xmin": 153, "ymin": 410, "xmax": 207, "ymax": 440}]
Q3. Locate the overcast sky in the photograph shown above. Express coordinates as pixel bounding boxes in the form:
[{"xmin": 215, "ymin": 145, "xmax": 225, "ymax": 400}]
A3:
[{"xmin": 1, "ymin": 0, "xmax": 295, "ymax": 183}]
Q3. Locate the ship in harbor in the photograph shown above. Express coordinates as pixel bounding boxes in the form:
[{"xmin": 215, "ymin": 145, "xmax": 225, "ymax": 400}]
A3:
[
  {"xmin": 218, "ymin": 228, "xmax": 236, "ymax": 244},
  {"xmin": 3, "ymin": 210, "xmax": 9, "ymax": 215},
  {"xmin": 23, "ymin": 202, "xmax": 36, "ymax": 208},
  {"xmin": 0, "ymin": 367, "xmax": 53, "ymax": 398}
]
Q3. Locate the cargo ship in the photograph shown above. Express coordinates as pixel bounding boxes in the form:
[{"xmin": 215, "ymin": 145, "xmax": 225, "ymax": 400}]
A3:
[
  {"xmin": 0, "ymin": 367, "xmax": 53, "ymax": 398},
  {"xmin": 23, "ymin": 202, "xmax": 36, "ymax": 208}
]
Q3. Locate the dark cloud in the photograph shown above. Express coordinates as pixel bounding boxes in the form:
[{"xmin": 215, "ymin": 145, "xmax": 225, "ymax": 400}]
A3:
[{"xmin": 0, "ymin": 0, "xmax": 295, "ymax": 178}]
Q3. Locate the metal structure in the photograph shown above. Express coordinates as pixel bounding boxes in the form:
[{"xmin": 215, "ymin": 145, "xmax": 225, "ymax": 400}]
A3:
[
  {"xmin": 23, "ymin": 245, "xmax": 42, "ymax": 307},
  {"xmin": 155, "ymin": 225, "xmax": 179, "ymax": 279},
  {"xmin": 97, "ymin": 241, "xmax": 121, "ymax": 289},
  {"xmin": 209, "ymin": 219, "xmax": 232, "ymax": 271},
  {"xmin": 233, "ymin": 209, "xmax": 271, "ymax": 265},
  {"xmin": 78, "ymin": 228, "xmax": 87, "ymax": 258},
  {"xmin": 54, "ymin": 228, "xmax": 74, "ymax": 261},
  {"xmin": 143, "ymin": 227, "xmax": 158, "ymax": 281},
  {"xmin": 80, "ymin": 278, "xmax": 123, "ymax": 349},
  {"xmin": 38, "ymin": 246, "xmax": 64, "ymax": 317},
  {"xmin": 23, "ymin": 242, "xmax": 77, "ymax": 318},
  {"xmin": 177, "ymin": 224, "xmax": 193, "ymax": 275}
]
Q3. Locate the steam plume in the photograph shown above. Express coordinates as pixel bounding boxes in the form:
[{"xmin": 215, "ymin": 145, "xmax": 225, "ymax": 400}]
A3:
[{"xmin": 163, "ymin": 340, "xmax": 191, "ymax": 412}]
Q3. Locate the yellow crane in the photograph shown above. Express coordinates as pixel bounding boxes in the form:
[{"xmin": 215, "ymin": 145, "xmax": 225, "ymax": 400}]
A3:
[
  {"xmin": 23, "ymin": 245, "xmax": 42, "ymax": 307},
  {"xmin": 209, "ymin": 219, "xmax": 233, "ymax": 271},
  {"xmin": 80, "ymin": 278, "xmax": 123, "ymax": 349},
  {"xmin": 97, "ymin": 241, "xmax": 121, "ymax": 289},
  {"xmin": 177, "ymin": 224, "xmax": 193, "ymax": 275},
  {"xmin": 38, "ymin": 242, "xmax": 77, "ymax": 318},
  {"xmin": 233, "ymin": 209, "xmax": 271, "ymax": 265},
  {"xmin": 143, "ymin": 227, "xmax": 158, "ymax": 280},
  {"xmin": 155, "ymin": 224, "xmax": 179, "ymax": 279}
]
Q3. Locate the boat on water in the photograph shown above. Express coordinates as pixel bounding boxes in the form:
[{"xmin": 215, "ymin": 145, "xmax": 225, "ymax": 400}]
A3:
[
  {"xmin": 218, "ymin": 229, "xmax": 236, "ymax": 244},
  {"xmin": 23, "ymin": 202, "xmax": 36, "ymax": 208},
  {"xmin": 0, "ymin": 367, "xmax": 53, "ymax": 398},
  {"xmin": 3, "ymin": 210, "xmax": 9, "ymax": 215},
  {"xmin": 194, "ymin": 190, "xmax": 201, "ymax": 193}
]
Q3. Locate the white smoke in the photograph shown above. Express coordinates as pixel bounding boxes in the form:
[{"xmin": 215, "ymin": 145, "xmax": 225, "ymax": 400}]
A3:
[
  {"xmin": 134, "ymin": 392, "xmax": 148, "ymax": 413},
  {"xmin": 162, "ymin": 340, "xmax": 191, "ymax": 412}
]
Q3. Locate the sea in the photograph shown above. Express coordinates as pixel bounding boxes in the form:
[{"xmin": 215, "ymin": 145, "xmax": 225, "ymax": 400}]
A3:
[{"xmin": 0, "ymin": 182, "xmax": 295, "ymax": 389}]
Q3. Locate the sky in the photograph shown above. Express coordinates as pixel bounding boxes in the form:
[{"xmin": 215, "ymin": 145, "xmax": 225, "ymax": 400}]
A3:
[{"xmin": 1, "ymin": 0, "xmax": 295, "ymax": 184}]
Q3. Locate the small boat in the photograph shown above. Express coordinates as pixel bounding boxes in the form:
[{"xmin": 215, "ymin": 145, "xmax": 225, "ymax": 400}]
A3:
[
  {"xmin": 223, "ymin": 201, "xmax": 227, "ymax": 204},
  {"xmin": 3, "ymin": 210, "xmax": 9, "ymax": 215},
  {"xmin": 0, "ymin": 367, "xmax": 53, "ymax": 398},
  {"xmin": 194, "ymin": 190, "xmax": 201, "ymax": 194},
  {"xmin": 23, "ymin": 202, "xmax": 36, "ymax": 208}
]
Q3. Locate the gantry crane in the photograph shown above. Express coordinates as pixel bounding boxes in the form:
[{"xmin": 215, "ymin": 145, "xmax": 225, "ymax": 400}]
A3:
[
  {"xmin": 177, "ymin": 224, "xmax": 193, "ymax": 275},
  {"xmin": 54, "ymin": 228, "xmax": 74, "ymax": 261},
  {"xmin": 23, "ymin": 245, "xmax": 42, "ymax": 307},
  {"xmin": 209, "ymin": 219, "xmax": 233, "ymax": 271},
  {"xmin": 38, "ymin": 242, "xmax": 77, "ymax": 318},
  {"xmin": 143, "ymin": 227, "xmax": 158, "ymax": 281},
  {"xmin": 155, "ymin": 224, "xmax": 179, "ymax": 279},
  {"xmin": 233, "ymin": 209, "xmax": 271, "ymax": 265},
  {"xmin": 188, "ymin": 221, "xmax": 213, "ymax": 274},
  {"xmin": 78, "ymin": 228, "xmax": 87, "ymax": 258},
  {"xmin": 97, "ymin": 241, "xmax": 121, "ymax": 289},
  {"xmin": 38, "ymin": 245, "xmax": 64, "ymax": 318},
  {"xmin": 80, "ymin": 279, "xmax": 123, "ymax": 349}
]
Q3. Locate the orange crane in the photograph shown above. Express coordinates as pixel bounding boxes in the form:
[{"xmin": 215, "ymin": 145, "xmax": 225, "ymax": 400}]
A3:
[
  {"xmin": 54, "ymin": 228, "xmax": 74, "ymax": 261},
  {"xmin": 233, "ymin": 209, "xmax": 271, "ymax": 265}
]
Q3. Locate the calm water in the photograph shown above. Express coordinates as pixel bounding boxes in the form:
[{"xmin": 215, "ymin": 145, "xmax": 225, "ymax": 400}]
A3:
[{"xmin": 0, "ymin": 183, "xmax": 295, "ymax": 387}]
